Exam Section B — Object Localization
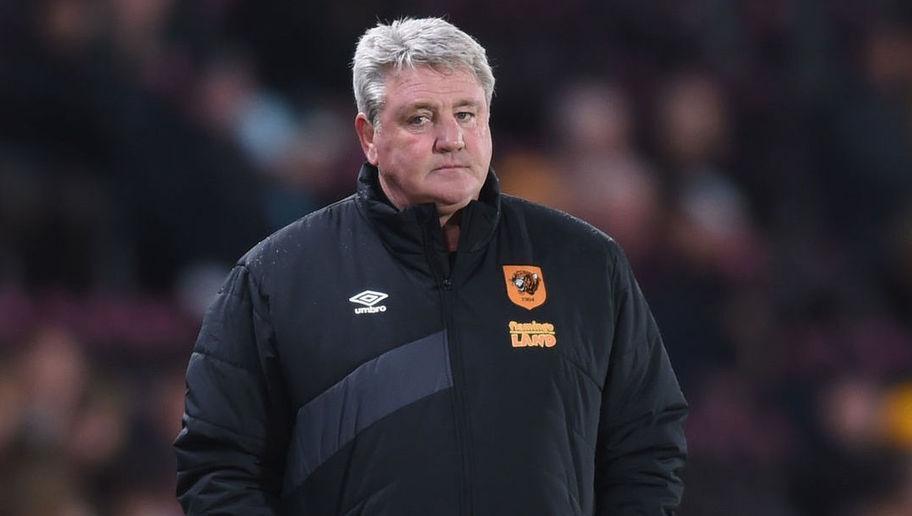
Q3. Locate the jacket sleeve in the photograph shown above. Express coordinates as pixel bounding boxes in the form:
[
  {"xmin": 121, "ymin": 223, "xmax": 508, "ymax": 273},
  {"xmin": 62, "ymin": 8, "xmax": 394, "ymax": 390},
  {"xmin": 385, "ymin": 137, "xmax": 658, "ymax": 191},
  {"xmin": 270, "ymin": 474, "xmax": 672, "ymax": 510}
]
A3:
[
  {"xmin": 594, "ymin": 248, "xmax": 688, "ymax": 515},
  {"xmin": 174, "ymin": 264, "xmax": 291, "ymax": 515}
]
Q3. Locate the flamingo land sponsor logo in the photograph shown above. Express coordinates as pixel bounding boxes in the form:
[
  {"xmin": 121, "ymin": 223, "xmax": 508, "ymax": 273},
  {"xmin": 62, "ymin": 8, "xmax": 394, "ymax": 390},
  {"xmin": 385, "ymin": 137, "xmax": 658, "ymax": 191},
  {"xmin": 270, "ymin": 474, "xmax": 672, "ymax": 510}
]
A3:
[
  {"xmin": 509, "ymin": 320, "xmax": 557, "ymax": 348},
  {"xmin": 349, "ymin": 290, "xmax": 388, "ymax": 315}
]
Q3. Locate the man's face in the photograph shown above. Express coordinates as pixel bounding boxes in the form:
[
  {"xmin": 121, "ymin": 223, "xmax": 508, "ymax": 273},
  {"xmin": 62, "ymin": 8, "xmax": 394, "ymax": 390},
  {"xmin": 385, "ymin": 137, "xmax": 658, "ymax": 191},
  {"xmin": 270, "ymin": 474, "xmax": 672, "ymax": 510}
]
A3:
[{"xmin": 356, "ymin": 66, "xmax": 493, "ymax": 221}]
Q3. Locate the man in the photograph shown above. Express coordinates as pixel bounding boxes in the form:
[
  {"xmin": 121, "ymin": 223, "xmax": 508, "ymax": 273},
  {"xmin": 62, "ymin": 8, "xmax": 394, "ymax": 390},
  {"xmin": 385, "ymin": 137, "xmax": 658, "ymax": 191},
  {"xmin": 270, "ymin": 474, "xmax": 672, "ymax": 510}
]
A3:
[{"xmin": 174, "ymin": 17, "xmax": 687, "ymax": 515}]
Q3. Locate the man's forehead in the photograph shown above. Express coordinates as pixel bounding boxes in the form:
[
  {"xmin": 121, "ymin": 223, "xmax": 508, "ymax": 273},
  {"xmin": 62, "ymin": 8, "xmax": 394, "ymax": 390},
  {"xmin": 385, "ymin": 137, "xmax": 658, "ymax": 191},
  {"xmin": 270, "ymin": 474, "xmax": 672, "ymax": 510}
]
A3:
[{"xmin": 385, "ymin": 65, "xmax": 484, "ymax": 97}]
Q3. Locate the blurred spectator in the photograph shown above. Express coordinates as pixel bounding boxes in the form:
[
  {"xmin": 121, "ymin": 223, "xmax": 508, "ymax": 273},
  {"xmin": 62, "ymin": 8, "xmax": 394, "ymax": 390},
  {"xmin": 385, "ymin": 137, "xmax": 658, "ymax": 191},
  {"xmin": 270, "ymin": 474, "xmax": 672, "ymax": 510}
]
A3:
[
  {"xmin": 549, "ymin": 80, "xmax": 664, "ymax": 265},
  {"xmin": 16, "ymin": 327, "xmax": 90, "ymax": 449},
  {"xmin": 789, "ymin": 376, "xmax": 912, "ymax": 516},
  {"xmin": 821, "ymin": 11, "xmax": 912, "ymax": 277},
  {"xmin": 655, "ymin": 71, "xmax": 765, "ymax": 282}
]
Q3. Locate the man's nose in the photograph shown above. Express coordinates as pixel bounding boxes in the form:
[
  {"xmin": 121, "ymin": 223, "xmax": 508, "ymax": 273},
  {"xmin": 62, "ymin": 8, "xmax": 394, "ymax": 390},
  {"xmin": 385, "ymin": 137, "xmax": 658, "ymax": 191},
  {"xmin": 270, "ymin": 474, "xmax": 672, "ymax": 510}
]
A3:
[{"xmin": 434, "ymin": 116, "xmax": 465, "ymax": 152}]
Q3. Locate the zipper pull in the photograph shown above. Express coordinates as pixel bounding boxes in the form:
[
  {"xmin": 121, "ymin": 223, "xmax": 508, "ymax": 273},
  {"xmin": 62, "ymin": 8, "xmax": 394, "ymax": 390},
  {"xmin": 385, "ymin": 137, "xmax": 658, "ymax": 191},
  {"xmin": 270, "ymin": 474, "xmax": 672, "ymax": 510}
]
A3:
[{"xmin": 442, "ymin": 278, "xmax": 453, "ymax": 290}]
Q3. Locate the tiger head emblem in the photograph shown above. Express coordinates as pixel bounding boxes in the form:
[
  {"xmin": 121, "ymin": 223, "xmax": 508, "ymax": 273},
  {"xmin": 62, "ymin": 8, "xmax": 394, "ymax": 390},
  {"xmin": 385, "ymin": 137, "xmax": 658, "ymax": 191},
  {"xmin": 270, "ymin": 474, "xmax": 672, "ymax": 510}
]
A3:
[{"xmin": 511, "ymin": 270, "xmax": 541, "ymax": 295}]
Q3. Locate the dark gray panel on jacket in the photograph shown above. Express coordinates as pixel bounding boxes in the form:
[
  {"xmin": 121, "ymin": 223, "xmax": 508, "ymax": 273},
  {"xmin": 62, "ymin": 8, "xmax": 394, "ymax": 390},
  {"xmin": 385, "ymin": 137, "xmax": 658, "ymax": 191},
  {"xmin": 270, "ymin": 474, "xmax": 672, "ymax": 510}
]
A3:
[{"xmin": 283, "ymin": 330, "xmax": 452, "ymax": 493}]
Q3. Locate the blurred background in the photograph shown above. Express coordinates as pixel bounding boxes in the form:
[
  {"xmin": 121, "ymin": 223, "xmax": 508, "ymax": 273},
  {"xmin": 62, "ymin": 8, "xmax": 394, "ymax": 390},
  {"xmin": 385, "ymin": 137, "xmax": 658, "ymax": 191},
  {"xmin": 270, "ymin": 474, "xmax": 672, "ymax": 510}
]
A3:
[{"xmin": 1, "ymin": 0, "xmax": 912, "ymax": 514}]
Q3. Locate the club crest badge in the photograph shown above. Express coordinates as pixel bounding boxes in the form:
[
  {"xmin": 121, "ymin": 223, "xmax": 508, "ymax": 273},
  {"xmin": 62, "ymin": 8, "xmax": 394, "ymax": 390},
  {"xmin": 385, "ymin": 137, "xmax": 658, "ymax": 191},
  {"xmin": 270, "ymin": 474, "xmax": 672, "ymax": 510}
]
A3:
[{"xmin": 502, "ymin": 265, "xmax": 547, "ymax": 310}]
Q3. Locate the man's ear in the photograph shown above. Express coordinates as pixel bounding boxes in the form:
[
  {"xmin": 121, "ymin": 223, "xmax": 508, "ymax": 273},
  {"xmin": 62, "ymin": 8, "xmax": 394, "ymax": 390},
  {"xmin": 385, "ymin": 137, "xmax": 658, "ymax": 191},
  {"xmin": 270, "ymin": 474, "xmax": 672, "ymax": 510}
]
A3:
[{"xmin": 355, "ymin": 113, "xmax": 379, "ymax": 165}]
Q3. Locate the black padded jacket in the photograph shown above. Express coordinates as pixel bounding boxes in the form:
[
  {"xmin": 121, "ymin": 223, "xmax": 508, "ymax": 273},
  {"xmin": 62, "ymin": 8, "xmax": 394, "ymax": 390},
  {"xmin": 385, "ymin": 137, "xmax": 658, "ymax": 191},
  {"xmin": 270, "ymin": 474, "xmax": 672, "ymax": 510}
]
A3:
[{"xmin": 174, "ymin": 164, "xmax": 688, "ymax": 515}]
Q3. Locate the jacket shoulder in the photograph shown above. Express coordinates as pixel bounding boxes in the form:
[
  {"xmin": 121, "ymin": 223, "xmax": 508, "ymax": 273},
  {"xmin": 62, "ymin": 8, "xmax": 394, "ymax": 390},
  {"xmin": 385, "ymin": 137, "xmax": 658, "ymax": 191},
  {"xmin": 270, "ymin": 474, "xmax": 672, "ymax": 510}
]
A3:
[
  {"xmin": 237, "ymin": 195, "xmax": 359, "ymax": 281},
  {"xmin": 500, "ymin": 194, "xmax": 623, "ymax": 258}
]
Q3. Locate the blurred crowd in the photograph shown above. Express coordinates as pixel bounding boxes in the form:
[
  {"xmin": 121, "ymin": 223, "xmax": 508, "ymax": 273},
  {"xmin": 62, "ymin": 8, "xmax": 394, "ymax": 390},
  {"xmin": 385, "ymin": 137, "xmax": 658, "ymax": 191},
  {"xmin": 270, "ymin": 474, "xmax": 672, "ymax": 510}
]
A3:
[{"xmin": 2, "ymin": 0, "xmax": 912, "ymax": 515}]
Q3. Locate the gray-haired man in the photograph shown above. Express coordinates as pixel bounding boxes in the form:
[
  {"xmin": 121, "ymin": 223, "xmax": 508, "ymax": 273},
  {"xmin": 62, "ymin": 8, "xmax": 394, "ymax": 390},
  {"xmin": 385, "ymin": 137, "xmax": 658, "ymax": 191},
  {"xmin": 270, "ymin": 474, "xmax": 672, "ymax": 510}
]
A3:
[{"xmin": 175, "ymin": 17, "xmax": 687, "ymax": 515}]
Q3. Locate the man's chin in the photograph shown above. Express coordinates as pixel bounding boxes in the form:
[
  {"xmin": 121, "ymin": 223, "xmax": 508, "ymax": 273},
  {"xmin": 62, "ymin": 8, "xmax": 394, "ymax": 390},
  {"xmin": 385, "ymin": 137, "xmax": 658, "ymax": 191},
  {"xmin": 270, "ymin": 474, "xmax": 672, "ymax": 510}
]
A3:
[
  {"xmin": 427, "ymin": 174, "xmax": 482, "ymax": 197},
  {"xmin": 427, "ymin": 185, "xmax": 479, "ymax": 209}
]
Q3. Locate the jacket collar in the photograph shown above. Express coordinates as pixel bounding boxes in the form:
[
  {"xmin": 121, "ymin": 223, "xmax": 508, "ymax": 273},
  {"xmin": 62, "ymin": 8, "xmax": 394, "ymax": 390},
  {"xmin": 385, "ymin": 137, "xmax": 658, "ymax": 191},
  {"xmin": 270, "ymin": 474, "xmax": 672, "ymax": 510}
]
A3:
[{"xmin": 355, "ymin": 162, "xmax": 501, "ymax": 262}]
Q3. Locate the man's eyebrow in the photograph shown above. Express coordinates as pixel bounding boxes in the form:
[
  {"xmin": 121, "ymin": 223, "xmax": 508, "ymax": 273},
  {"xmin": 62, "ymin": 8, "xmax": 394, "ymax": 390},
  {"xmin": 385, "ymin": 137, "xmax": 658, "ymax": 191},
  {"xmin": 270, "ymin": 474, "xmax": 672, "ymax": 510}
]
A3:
[
  {"xmin": 454, "ymin": 99, "xmax": 482, "ymax": 109},
  {"xmin": 398, "ymin": 102, "xmax": 438, "ymax": 114},
  {"xmin": 398, "ymin": 99, "xmax": 482, "ymax": 114}
]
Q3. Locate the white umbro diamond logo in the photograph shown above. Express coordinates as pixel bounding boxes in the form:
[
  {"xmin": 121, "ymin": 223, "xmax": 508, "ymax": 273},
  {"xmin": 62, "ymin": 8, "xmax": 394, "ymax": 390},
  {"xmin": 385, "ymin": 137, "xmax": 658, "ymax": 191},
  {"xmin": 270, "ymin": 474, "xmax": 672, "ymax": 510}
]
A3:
[
  {"xmin": 349, "ymin": 290, "xmax": 388, "ymax": 306},
  {"xmin": 349, "ymin": 290, "xmax": 389, "ymax": 314}
]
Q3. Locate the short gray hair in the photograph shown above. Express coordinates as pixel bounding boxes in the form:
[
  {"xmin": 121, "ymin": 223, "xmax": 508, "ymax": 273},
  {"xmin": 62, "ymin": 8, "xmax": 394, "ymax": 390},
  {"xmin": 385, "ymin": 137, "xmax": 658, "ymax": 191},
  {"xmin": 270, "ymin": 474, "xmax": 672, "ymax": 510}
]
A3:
[{"xmin": 352, "ymin": 17, "xmax": 495, "ymax": 126}]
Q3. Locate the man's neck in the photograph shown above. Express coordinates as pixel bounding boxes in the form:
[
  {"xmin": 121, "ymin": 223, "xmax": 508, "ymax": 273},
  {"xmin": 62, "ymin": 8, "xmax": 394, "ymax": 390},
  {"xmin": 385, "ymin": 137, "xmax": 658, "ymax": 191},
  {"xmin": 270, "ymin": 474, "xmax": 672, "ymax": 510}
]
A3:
[{"xmin": 441, "ymin": 210, "xmax": 463, "ymax": 252}]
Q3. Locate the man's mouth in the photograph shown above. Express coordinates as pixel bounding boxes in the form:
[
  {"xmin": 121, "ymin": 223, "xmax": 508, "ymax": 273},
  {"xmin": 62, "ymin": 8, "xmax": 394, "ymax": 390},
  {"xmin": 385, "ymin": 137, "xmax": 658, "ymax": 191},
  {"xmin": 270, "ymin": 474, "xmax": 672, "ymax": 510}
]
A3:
[{"xmin": 433, "ymin": 164, "xmax": 469, "ymax": 172}]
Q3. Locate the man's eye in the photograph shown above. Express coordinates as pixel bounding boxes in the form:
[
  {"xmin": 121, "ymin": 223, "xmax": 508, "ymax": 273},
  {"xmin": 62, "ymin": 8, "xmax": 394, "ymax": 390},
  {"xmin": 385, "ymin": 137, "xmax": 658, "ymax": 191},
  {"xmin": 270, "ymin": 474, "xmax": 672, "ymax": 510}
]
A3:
[
  {"xmin": 456, "ymin": 111, "xmax": 475, "ymax": 121},
  {"xmin": 408, "ymin": 115, "xmax": 431, "ymax": 126}
]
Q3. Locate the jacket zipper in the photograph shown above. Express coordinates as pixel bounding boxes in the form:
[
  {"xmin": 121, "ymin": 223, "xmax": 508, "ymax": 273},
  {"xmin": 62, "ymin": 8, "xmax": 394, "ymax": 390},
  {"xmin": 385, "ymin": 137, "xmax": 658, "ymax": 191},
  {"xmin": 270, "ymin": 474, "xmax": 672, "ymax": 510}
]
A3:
[
  {"xmin": 424, "ymin": 225, "xmax": 473, "ymax": 516},
  {"xmin": 441, "ymin": 276, "xmax": 475, "ymax": 515}
]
